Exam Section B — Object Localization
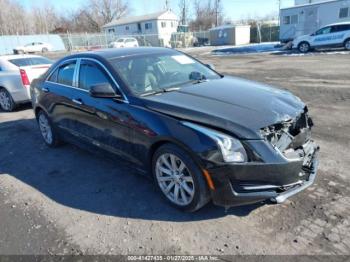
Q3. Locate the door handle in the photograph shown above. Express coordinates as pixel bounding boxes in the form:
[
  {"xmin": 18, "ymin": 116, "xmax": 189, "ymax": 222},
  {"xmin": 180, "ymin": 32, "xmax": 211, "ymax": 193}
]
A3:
[
  {"xmin": 72, "ymin": 98, "xmax": 83, "ymax": 105},
  {"xmin": 42, "ymin": 87, "xmax": 49, "ymax": 92}
]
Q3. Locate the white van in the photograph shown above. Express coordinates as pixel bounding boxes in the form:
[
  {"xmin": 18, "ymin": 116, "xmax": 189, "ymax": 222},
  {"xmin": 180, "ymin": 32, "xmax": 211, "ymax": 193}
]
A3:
[{"xmin": 292, "ymin": 22, "xmax": 350, "ymax": 53}]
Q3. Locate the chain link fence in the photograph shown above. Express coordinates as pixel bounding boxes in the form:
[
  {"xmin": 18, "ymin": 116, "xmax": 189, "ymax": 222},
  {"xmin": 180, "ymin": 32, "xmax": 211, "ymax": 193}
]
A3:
[
  {"xmin": 0, "ymin": 28, "xmax": 280, "ymax": 55},
  {"xmin": 60, "ymin": 31, "xmax": 211, "ymax": 51},
  {"xmin": 250, "ymin": 25, "xmax": 280, "ymax": 43}
]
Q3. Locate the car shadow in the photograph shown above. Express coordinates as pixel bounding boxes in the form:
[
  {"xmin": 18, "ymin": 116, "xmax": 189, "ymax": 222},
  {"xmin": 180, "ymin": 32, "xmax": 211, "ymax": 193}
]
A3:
[
  {"xmin": 0, "ymin": 103, "xmax": 32, "ymax": 113},
  {"xmin": 0, "ymin": 118, "xmax": 265, "ymax": 222}
]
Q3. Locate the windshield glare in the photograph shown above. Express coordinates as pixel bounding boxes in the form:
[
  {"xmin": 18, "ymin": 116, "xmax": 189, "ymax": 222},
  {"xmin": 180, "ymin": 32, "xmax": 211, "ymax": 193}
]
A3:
[{"xmin": 111, "ymin": 53, "xmax": 220, "ymax": 95}]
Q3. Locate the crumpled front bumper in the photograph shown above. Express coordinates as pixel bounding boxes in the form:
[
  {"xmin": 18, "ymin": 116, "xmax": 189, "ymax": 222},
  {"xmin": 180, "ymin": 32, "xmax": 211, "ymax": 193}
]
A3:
[
  {"xmin": 271, "ymin": 151, "xmax": 319, "ymax": 204},
  {"xmin": 207, "ymin": 140, "xmax": 320, "ymax": 208}
]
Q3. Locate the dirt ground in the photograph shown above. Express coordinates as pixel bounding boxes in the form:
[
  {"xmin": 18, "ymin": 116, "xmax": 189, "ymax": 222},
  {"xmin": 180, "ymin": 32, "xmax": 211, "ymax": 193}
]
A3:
[{"xmin": 0, "ymin": 49, "xmax": 349, "ymax": 255}]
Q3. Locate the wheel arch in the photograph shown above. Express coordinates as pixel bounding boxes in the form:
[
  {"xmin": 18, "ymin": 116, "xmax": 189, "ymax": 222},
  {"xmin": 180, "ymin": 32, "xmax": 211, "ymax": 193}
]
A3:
[
  {"xmin": 147, "ymin": 138, "xmax": 205, "ymax": 177},
  {"xmin": 0, "ymin": 85, "xmax": 8, "ymax": 92},
  {"xmin": 34, "ymin": 105, "xmax": 49, "ymax": 118},
  {"xmin": 344, "ymin": 37, "xmax": 350, "ymax": 45}
]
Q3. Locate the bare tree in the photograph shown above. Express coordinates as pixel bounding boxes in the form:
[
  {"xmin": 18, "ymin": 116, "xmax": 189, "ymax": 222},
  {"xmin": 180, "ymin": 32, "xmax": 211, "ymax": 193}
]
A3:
[
  {"xmin": 190, "ymin": 0, "xmax": 224, "ymax": 31},
  {"xmin": 178, "ymin": 0, "xmax": 189, "ymax": 25},
  {"xmin": 0, "ymin": 0, "xmax": 143, "ymax": 35},
  {"xmin": 30, "ymin": 2, "xmax": 60, "ymax": 34},
  {"xmin": 0, "ymin": 0, "xmax": 28, "ymax": 35},
  {"xmin": 75, "ymin": 0, "xmax": 130, "ymax": 32}
]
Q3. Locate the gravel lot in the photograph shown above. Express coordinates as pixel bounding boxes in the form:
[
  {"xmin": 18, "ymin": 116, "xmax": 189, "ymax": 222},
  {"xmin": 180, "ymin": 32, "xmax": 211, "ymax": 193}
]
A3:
[{"xmin": 0, "ymin": 49, "xmax": 349, "ymax": 255}]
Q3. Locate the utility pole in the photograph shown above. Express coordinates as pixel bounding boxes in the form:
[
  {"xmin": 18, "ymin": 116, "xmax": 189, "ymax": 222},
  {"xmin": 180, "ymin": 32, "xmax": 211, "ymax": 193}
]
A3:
[
  {"xmin": 215, "ymin": 0, "xmax": 220, "ymax": 27},
  {"xmin": 278, "ymin": 0, "xmax": 281, "ymax": 27},
  {"xmin": 165, "ymin": 0, "xmax": 170, "ymax": 10},
  {"xmin": 182, "ymin": 0, "xmax": 186, "ymax": 25}
]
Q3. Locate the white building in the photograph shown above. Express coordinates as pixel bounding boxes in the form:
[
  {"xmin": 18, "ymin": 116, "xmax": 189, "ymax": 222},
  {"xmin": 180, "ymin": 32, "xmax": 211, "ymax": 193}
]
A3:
[
  {"xmin": 102, "ymin": 10, "xmax": 179, "ymax": 47},
  {"xmin": 209, "ymin": 25, "xmax": 251, "ymax": 46},
  {"xmin": 295, "ymin": 0, "xmax": 332, "ymax": 5},
  {"xmin": 280, "ymin": 0, "xmax": 350, "ymax": 42}
]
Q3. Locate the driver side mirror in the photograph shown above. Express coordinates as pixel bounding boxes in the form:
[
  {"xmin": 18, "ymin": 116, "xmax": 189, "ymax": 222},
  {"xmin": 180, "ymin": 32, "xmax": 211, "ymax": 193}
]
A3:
[{"xmin": 89, "ymin": 83, "xmax": 121, "ymax": 98}]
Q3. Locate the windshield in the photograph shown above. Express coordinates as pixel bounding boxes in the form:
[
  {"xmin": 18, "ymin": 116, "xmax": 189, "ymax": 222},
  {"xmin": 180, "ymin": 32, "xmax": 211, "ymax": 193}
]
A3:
[
  {"xmin": 117, "ymin": 39, "xmax": 125, "ymax": 42},
  {"xmin": 111, "ymin": 52, "xmax": 220, "ymax": 95}
]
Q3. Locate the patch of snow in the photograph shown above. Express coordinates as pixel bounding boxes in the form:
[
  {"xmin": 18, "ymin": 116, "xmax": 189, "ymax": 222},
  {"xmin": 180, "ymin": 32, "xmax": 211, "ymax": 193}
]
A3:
[
  {"xmin": 283, "ymin": 51, "xmax": 350, "ymax": 57},
  {"xmin": 212, "ymin": 42, "xmax": 283, "ymax": 55}
]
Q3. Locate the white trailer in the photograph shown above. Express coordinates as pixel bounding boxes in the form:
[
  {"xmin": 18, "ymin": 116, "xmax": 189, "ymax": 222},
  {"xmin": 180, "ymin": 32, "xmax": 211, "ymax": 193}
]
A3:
[{"xmin": 280, "ymin": 0, "xmax": 350, "ymax": 42}]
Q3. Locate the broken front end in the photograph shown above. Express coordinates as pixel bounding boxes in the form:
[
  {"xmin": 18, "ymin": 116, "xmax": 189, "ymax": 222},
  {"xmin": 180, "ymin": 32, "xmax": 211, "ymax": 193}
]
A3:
[{"xmin": 208, "ymin": 107, "xmax": 319, "ymax": 207}]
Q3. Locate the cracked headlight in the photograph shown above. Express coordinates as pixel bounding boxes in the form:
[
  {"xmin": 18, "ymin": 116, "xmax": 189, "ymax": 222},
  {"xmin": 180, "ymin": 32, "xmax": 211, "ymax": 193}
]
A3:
[{"xmin": 183, "ymin": 122, "xmax": 247, "ymax": 163}]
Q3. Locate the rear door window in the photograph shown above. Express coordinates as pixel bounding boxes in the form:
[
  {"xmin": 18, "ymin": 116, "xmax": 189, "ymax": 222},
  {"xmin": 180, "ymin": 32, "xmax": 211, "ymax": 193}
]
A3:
[
  {"xmin": 57, "ymin": 62, "xmax": 76, "ymax": 86},
  {"xmin": 331, "ymin": 24, "xmax": 350, "ymax": 33},
  {"xmin": 339, "ymin": 24, "xmax": 350, "ymax": 31}
]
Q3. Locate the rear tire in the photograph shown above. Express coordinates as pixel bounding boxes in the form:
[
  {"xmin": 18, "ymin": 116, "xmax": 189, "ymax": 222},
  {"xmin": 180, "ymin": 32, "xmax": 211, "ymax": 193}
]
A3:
[
  {"xmin": 42, "ymin": 47, "xmax": 48, "ymax": 53},
  {"xmin": 36, "ymin": 110, "xmax": 62, "ymax": 147},
  {"xmin": 298, "ymin": 42, "xmax": 310, "ymax": 53},
  {"xmin": 344, "ymin": 39, "xmax": 350, "ymax": 51},
  {"xmin": 0, "ymin": 88, "xmax": 16, "ymax": 112},
  {"xmin": 152, "ymin": 143, "xmax": 210, "ymax": 212}
]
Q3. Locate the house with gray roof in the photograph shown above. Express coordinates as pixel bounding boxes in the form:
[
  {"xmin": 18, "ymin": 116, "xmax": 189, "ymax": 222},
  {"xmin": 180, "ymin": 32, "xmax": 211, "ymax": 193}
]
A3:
[{"xmin": 102, "ymin": 10, "xmax": 179, "ymax": 47}]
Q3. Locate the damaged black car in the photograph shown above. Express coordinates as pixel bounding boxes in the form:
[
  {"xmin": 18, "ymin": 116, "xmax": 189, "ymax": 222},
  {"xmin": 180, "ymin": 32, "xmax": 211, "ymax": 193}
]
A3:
[{"xmin": 31, "ymin": 47, "xmax": 319, "ymax": 212}]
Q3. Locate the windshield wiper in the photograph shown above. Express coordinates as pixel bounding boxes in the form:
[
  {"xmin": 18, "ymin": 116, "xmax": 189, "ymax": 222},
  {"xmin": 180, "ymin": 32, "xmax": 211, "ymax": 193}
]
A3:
[{"xmin": 140, "ymin": 87, "xmax": 180, "ymax": 97}]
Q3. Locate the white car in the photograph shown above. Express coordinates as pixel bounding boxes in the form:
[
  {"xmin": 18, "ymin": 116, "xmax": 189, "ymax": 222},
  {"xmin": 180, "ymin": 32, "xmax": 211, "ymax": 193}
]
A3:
[
  {"xmin": 0, "ymin": 55, "xmax": 52, "ymax": 111},
  {"xmin": 293, "ymin": 22, "xmax": 350, "ymax": 53},
  {"xmin": 110, "ymin": 38, "xmax": 139, "ymax": 48},
  {"xmin": 13, "ymin": 42, "xmax": 53, "ymax": 54}
]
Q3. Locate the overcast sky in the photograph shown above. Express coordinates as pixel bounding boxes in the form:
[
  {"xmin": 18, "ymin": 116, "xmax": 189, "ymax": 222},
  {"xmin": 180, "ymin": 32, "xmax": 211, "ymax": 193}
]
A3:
[{"xmin": 19, "ymin": 0, "xmax": 295, "ymax": 21}]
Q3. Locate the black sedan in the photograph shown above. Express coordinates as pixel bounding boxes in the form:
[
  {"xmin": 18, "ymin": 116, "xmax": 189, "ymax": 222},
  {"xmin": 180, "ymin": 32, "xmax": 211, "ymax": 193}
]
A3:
[{"xmin": 30, "ymin": 47, "xmax": 319, "ymax": 212}]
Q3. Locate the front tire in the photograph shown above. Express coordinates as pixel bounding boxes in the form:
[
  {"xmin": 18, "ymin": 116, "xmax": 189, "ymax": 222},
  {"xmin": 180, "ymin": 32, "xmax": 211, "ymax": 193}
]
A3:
[
  {"xmin": 344, "ymin": 39, "xmax": 350, "ymax": 51},
  {"xmin": 36, "ymin": 110, "xmax": 61, "ymax": 147},
  {"xmin": 298, "ymin": 42, "xmax": 310, "ymax": 53},
  {"xmin": 0, "ymin": 88, "xmax": 15, "ymax": 112},
  {"xmin": 152, "ymin": 143, "xmax": 210, "ymax": 212}
]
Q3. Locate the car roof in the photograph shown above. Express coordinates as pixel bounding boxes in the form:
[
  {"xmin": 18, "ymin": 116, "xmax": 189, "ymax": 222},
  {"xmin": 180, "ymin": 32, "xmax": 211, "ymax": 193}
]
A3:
[
  {"xmin": 325, "ymin": 21, "xmax": 350, "ymax": 27},
  {"xmin": 0, "ymin": 54, "xmax": 44, "ymax": 61},
  {"xmin": 68, "ymin": 47, "xmax": 178, "ymax": 61}
]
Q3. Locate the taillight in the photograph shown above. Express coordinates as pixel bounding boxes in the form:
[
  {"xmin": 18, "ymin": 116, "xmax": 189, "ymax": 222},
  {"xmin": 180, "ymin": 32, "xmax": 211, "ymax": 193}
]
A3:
[{"xmin": 20, "ymin": 69, "xmax": 30, "ymax": 87}]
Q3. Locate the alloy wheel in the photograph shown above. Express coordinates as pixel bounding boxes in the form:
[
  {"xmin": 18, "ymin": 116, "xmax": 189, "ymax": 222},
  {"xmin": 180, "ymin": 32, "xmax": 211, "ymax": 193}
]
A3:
[
  {"xmin": 299, "ymin": 43, "xmax": 310, "ymax": 53},
  {"xmin": 345, "ymin": 40, "xmax": 350, "ymax": 50},
  {"xmin": 38, "ymin": 113, "xmax": 53, "ymax": 144},
  {"xmin": 0, "ymin": 90, "xmax": 12, "ymax": 111},
  {"xmin": 155, "ymin": 153, "xmax": 195, "ymax": 206}
]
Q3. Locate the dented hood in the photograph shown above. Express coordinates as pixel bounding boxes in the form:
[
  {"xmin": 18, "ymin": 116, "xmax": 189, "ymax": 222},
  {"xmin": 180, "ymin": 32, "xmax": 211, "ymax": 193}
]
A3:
[{"xmin": 142, "ymin": 76, "xmax": 305, "ymax": 139}]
